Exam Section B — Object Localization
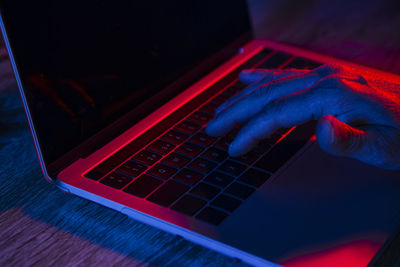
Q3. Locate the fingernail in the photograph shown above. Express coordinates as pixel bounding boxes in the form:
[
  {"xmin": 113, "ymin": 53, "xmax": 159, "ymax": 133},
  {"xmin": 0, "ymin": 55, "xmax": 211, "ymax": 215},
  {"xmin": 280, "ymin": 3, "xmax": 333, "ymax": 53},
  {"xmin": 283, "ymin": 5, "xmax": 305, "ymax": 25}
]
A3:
[
  {"xmin": 228, "ymin": 142, "xmax": 239, "ymax": 157},
  {"xmin": 238, "ymin": 70, "xmax": 255, "ymax": 79}
]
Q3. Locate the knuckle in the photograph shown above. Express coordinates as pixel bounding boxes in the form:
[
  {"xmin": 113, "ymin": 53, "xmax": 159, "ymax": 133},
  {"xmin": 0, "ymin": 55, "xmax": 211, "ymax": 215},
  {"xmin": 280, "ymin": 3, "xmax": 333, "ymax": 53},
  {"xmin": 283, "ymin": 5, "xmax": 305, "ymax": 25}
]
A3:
[
  {"xmin": 252, "ymin": 83, "xmax": 271, "ymax": 98},
  {"xmin": 317, "ymin": 75, "xmax": 347, "ymax": 91},
  {"xmin": 270, "ymin": 71, "xmax": 282, "ymax": 80},
  {"xmin": 341, "ymin": 74, "xmax": 368, "ymax": 86},
  {"xmin": 307, "ymin": 75, "xmax": 347, "ymax": 104},
  {"xmin": 314, "ymin": 64, "xmax": 343, "ymax": 76},
  {"xmin": 263, "ymin": 99, "xmax": 283, "ymax": 115},
  {"xmin": 357, "ymin": 74, "xmax": 368, "ymax": 84},
  {"xmin": 356, "ymin": 74, "xmax": 366, "ymax": 81},
  {"xmin": 258, "ymin": 72, "xmax": 279, "ymax": 85}
]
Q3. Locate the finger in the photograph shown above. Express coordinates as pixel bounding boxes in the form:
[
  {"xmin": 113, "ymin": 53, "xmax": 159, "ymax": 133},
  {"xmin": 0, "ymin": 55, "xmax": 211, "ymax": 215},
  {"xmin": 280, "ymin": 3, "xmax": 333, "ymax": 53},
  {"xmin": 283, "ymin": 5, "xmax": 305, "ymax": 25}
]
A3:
[
  {"xmin": 316, "ymin": 115, "xmax": 400, "ymax": 169},
  {"xmin": 238, "ymin": 69, "xmax": 306, "ymax": 84},
  {"xmin": 238, "ymin": 69, "xmax": 274, "ymax": 84},
  {"xmin": 316, "ymin": 115, "xmax": 365, "ymax": 156},
  {"xmin": 216, "ymin": 69, "xmax": 307, "ymax": 116},
  {"xmin": 206, "ymin": 70, "xmax": 322, "ymax": 136},
  {"xmin": 228, "ymin": 88, "xmax": 330, "ymax": 156}
]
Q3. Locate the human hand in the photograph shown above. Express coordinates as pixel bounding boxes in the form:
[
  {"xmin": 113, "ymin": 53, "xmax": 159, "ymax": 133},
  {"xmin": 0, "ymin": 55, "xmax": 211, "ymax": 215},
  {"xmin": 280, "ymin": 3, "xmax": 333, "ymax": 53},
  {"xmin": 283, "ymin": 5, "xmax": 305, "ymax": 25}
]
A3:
[{"xmin": 206, "ymin": 65, "xmax": 400, "ymax": 170}]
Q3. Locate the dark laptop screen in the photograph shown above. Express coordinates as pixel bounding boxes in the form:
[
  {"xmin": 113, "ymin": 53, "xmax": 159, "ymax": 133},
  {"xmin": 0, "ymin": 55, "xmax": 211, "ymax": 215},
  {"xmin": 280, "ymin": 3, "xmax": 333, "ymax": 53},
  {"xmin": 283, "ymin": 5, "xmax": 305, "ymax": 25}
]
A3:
[{"xmin": 0, "ymin": 1, "xmax": 251, "ymax": 174}]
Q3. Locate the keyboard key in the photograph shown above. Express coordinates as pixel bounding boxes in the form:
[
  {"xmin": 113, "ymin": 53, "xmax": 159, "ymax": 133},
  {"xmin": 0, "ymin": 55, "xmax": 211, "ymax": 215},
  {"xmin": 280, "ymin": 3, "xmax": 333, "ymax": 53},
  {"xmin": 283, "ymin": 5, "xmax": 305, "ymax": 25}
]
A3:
[
  {"xmin": 100, "ymin": 172, "xmax": 132, "ymax": 189},
  {"xmin": 258, "ymin": 52, "xmax": 292, "ymax": 69},
  {"xmin": 84, "ymin": 169, "xmax": 104, "ymax": 181},
  {"xmin": 199, "ymin": 102, "xmax": 219, "ymax": 114},
  {"xmin": 214, "ymin": 137, "xmax": 232, "ymax": 151},
  {"xmin": 223, "ymin": 81, "xmax": 246, "ymax": 96},
  {"xmin": 161, "ymin": 130, "xmax": 189, "ymax": 145},
  {"xmin": 117, "ymin": 160, "xmax": 147, "ymax": 177},
  {"xmin": 162, "ymin": 152, "xmax": 191, "ymax": 168},
  {"xmin": 212, "ymin": 93, "xmax": 230, "ymax": 105},
  {"xmin": 82, "ymin": 51, "xmax": 270, "ymax": 182},
  {"xmin": 171, "ymin": 195, "xmax": 207, "ymax": 216},
  {"xmin": 177, "ymin": 142, "xmax": 204, "ymax": 157},
  {"xmin": 219, "ymin": 91, "xmax": 237, "ymax": 101},
  {"xmin": 204, "ymin": 171, "xmax": 234, "ymax": 188},
  {"xmin": 188, "ymin": 158, "xmax": 217, "ymax": 174},
  {"xmin": 190, "ymin": 132, "xmax": 216, "ymax": 146},
  {"xmin": 241, "ymin": 49, "xmax": 273, "ymax": 68},
  {"xmin": 174, "ymin": 169, "xmax": 204, "ymax": 185},
  {"xmin": 147, "ymin": 180, "xmax": 190, "ymax": 207},
  {"xmin": 255, "ymin": 122, "xmax": 315, "ymax": 173},
  {"xmin": 188, "ymin": 111, "xmax": 213, "ymax": 125},
  {"xmin": 238, "ymin": 168, "xmax": 271, "ymax": 188},
  {"xmin": 284, "ymin": 57, "xmax": 322, "ymax": 70},
  {"xmin": 225, "ymin": 182, "xmax": 255, "ymax": 200},
  {"xmin": 218, "ymin": 160, "xmax": 247, "ymax": 177},
  {"xmin": 123, "ymin": 175, "xmax": 162, "ymax": 198},
  {"xmin": 196, "ymin": 207, "xmax": 228, "ymax": 225},
  {"xmin": 255, "ymin": 140, "xmax": 274, "ymax": 153},
  {"xmin": 132, "ymin": 150, "xmax": 162, "ymax": 165},
  {"xmin": 147, "ymin": 140, "xmax": 175, "ymax": 155},
  {"xmin": 191, "ymin": 183, "xmax": 220, "ymax": 200},
  {"xmin": 147, "ymin": 163, "xmax": 178, "ymax": 180},
  {"xmin": 235, "ymin": 150, "xmax": 262, "ymax": 165},
  {"xmin": 175, "ymin": 120, "xmax": 201, "ymax": 134},
  {"xmin": 211, "ymin": 194, "xmax": 242, "ymax": 212},
  {"xmin": 202, "ymin": 147, "xmax": 228, "ymax": 162}
]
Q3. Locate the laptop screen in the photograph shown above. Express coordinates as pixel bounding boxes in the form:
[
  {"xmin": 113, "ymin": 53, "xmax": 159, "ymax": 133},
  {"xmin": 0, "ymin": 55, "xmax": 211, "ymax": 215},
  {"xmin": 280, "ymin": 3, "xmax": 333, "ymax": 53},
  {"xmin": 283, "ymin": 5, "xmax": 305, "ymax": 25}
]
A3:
[{"xmin": 0, "ymin": 1, "xmax": 251, "ymax": 175}]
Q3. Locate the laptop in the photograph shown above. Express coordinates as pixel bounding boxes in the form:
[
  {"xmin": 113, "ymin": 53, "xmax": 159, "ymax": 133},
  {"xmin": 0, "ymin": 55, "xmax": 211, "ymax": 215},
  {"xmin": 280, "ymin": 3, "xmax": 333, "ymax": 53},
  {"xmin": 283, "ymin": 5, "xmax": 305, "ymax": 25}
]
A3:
[{"xmin": 1, "ymin": 1, "xmax": 400, "ymax": 266}]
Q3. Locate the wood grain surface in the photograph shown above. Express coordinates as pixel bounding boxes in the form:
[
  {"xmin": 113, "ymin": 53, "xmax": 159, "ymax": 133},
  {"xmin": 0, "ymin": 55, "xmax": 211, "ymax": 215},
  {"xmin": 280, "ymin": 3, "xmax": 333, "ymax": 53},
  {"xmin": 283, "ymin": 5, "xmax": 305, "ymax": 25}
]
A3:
[
  {"xmin": 249, "ymin": 0, "xmax": 400, "ymax": 74},
  {"xmin": 1, "ymin": 1, "xmax": 400, "ymax": 266}
]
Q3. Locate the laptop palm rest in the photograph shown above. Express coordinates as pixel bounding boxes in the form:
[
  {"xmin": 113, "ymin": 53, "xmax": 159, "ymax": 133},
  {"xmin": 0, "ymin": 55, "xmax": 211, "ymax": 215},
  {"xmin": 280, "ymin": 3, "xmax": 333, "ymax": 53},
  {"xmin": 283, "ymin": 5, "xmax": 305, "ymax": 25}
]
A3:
[{"xmin": 218, "ymin": 142, "xmax": 400, "ymax": 263}]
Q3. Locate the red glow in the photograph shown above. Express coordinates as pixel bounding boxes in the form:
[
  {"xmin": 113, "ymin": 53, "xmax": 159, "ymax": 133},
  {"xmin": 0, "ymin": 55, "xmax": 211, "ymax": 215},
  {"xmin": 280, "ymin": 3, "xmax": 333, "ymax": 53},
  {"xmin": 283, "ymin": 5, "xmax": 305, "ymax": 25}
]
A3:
[
  {"xmin": 282, "ymin": 240, "xmax": 382, "ymax": 267},
  {"xmin": 56, "ymin": 39, "xmax": 399, "ymax": 264},
  {"xmin": 57, "ymin": 41, "xmax": 265, "ymax": 229}
]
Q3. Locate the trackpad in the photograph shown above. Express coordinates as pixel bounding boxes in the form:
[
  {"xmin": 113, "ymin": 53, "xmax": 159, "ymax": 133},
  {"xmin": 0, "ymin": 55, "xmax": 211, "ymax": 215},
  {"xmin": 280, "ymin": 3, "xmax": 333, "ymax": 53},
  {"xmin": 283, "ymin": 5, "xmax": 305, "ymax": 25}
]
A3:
[{"xmin": 220, "ymin": 143, "xmax": 400, "ymax": 264}]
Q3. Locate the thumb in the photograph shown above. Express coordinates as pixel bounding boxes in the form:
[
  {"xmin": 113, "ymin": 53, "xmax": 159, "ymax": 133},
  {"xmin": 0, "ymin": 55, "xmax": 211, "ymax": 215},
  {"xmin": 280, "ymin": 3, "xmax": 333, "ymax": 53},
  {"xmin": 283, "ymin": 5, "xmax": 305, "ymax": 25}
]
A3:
[
  {"xmin": 317, "ymin": 115, "xmax": 400, "ymax": 169},
  {"xmin": 316, "ymin": 115, "xmax": 366, "ymax": 157}
]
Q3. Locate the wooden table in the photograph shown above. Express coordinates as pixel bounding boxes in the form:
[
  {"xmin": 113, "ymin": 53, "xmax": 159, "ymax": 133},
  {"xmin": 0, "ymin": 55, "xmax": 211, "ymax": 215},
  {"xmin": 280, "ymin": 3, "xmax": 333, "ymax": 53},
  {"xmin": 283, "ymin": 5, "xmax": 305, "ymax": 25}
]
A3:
[{"xmin": 1, "ymin": 1, "xmax": 400, "ymax": 266}]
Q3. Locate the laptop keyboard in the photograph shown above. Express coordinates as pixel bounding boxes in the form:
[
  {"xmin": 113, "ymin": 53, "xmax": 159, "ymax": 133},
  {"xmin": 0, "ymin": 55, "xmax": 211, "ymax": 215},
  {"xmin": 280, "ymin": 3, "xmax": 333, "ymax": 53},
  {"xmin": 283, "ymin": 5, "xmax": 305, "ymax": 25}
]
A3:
[{"xmin": 84, "ymin": 49, "xmax": 321, "ymax": 225}]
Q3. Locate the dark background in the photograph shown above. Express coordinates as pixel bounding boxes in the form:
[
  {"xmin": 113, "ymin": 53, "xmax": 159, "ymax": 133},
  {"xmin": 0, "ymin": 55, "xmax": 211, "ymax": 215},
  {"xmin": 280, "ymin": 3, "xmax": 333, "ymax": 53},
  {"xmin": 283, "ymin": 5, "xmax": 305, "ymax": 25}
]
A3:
[
  {"xmin": 249, "ymin": 0, "xmax": 400, "ymax": 74},
  {"xmin": 0, "ymin": 0, "xmax": 250, "ymax": 166}
]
